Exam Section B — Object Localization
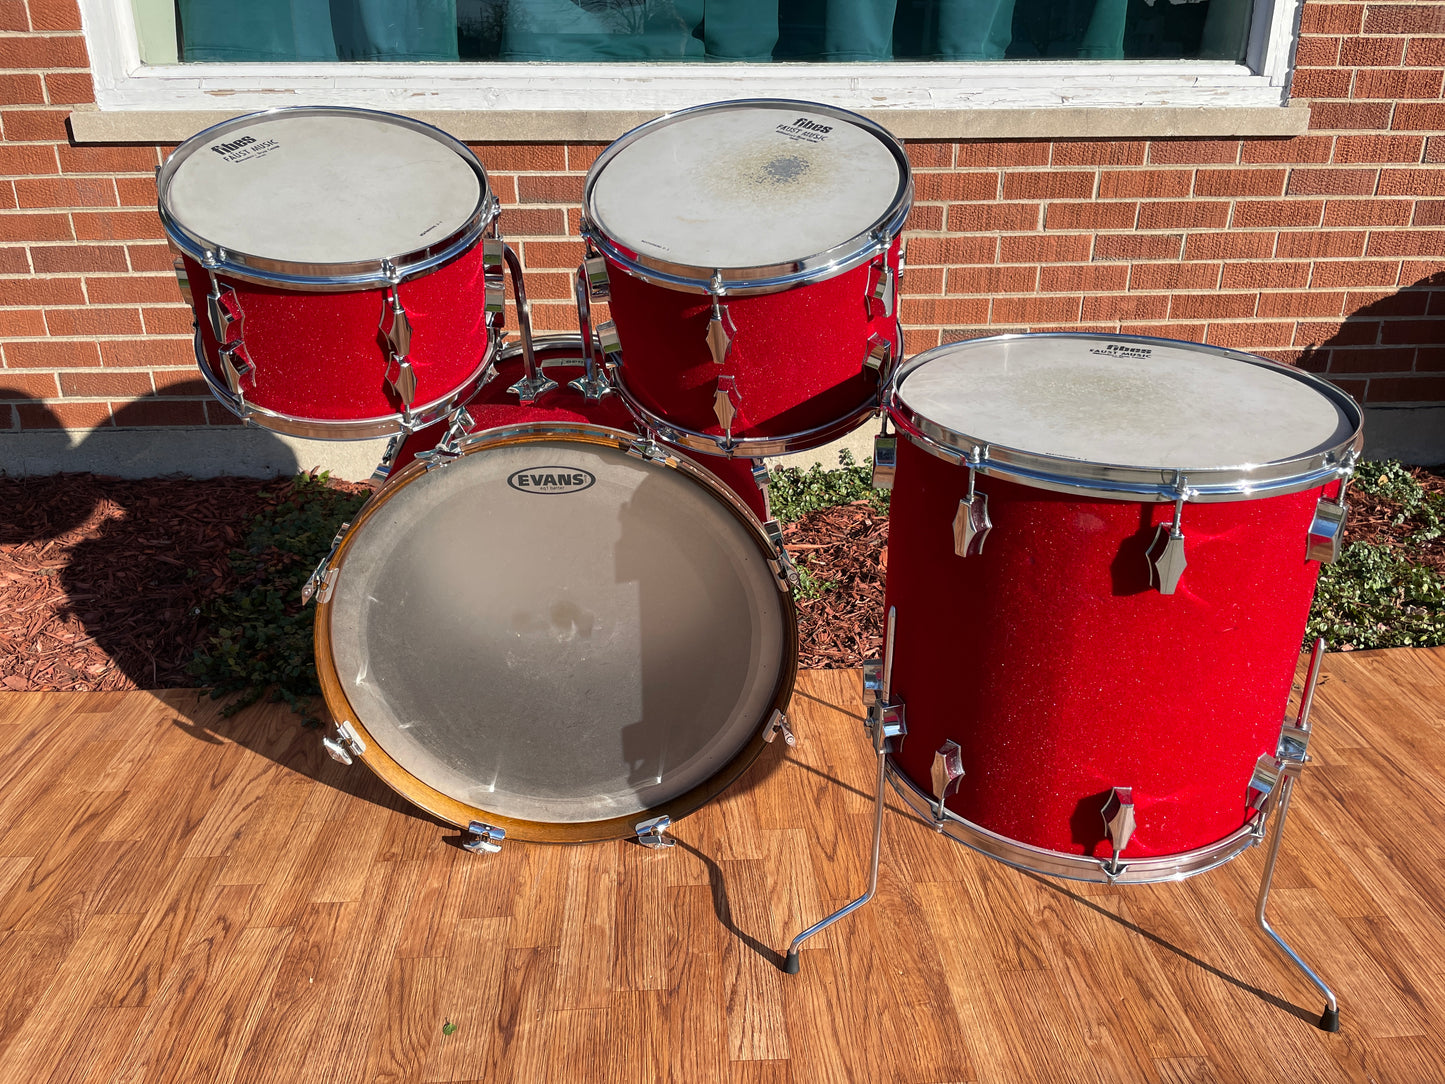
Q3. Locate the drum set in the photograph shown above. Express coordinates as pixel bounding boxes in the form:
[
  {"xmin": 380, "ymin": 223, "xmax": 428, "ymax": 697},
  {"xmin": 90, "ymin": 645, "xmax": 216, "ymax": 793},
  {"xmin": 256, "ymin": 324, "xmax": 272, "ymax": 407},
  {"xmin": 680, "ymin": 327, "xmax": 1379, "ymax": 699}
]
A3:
[{"xmin": 158, "ymin": 101, "xmax": 1363, "ymax": 1030}]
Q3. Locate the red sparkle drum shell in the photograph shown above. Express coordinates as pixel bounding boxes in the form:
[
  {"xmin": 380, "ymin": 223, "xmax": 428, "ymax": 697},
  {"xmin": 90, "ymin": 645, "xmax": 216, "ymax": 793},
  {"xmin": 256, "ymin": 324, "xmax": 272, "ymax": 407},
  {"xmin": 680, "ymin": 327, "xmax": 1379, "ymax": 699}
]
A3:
[
  {"xmin": 582, "ymin": 100, "xmax": 912, "ymax": 455},
  {"xmin": 881, "ymin": 334, "xmax": 1363, "ymax": 879},
  {"xmin": 389, "ymin": 337, "xmax": 771, "ymax": 522},
  {"xmin": 160, "ymin": 107, "xmax": 501, "ymax": 439}
]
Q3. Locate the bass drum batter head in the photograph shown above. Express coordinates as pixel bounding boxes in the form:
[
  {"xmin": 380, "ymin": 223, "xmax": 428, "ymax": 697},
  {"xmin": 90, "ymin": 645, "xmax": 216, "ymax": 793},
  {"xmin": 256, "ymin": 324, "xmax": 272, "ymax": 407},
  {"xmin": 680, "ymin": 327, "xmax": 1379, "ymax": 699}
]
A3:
[{"xmin": 316, "ymin": 426, "xmax": 796, "ymax": 842}]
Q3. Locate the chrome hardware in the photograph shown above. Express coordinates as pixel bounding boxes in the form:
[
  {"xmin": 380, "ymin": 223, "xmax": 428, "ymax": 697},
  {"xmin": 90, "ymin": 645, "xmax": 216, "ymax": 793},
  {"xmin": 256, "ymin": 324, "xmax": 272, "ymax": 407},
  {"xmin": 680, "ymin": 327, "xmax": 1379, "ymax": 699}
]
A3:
[
  {"xmin": 751, "ymin": 460, "xmax": 774, "ymax": 521},
  {"xmin": 1101, "ymin": 787, "xmax": 1137, "ymax": 878},
  {"xmin": 1248, "ymin": 754, "xmax": 1282, "ymax": 812},
  {"xmin": 763, "ymin": 709, "xmax": 796, "ymax": 747},
  {"xmin": 1147, "ymin": 478, "xmax": 1190, "ymax": 595},
  {"xmin": 764, "ymin": 519, "xmax": 799, "ymax": 592},
  {"xmin": 482, "ymin": 239, "xmax": 506, "ymax": 316},
  {"xmin": 496, "ymin": 243, "xmax": 552, "ymax": 405},
  {"xmin": 863, "ymin": 332, "xmax": 893, "ymax": 375},
  {"xmin": 595, "ymin": 320, "xmax": 621, "ymax": 357},
  {"xmin": 172, "ymin": 255, "xmax": 194, "ymax": 307},
  {"xmin": 385, "ymin": 357, "xmax": 418, "ymax": 410},
  {"xmin": 219, "ymin": 342, "xmax": 254, "ymax": 397},
  {"xmin": 416, "ymin": 406, "xmax": 476, "ymax": 471},
  {"xmin": 952, "ymin": 450, "xmax": 992, "ymax": 557},
  {"xmin": 866, "ymin": 606, "xmax": 905, "ymax": 753},
  {"xmin": 462, "ymin": 821, "xmax": 505, "ymax": 854},
  {"xmin": 370, "ymin": 434, "xmax": 404, "ymax": 485},
  {"xmin": 379, "ymin": 284, "xmax": 414, "ymax": 361},
  {"xmin": 861, "ymin": 658, "xmax": 883, "ymax": 707},
  {"xmin": 930, "ymin": 740, "xmax": 965, "ymax": 820},
  {"xmin": 867, "ymin": 260, "xmax": 895, "ymax": 319},
  {"xmin": 625, "ymin": 436, "xmax": 676, "ymax": 466},
  {"xmin": 714, "ymin": 375, "xmax": 741, "ymax": 442},
  {"xmin": 635, "ymin": 815, "xmax": 675, "ymax": 849},
  {"xmin": 321, "ymin": 720, "xmax": 366, "ymax": 765},
  {"xmin": 1307, "ymin": 498, "xmax": 1347, "ymax": 564},
  {"xmin": 583, "ymin": 255, "xmax": 610, "ymax": 301},
  {"xmin": 302, "ymin": 523, "xmax": 350, "ymax": 605},
  {"xmin": 570, "ymin": 260, "xmax": 611, "ymax": 401},
  {"xmin": 206, "ymin": 279, "xmax": 242, "ymax": 344},
  {"xmin": 706, "ymin": 271, "xmax": 736, "ymax": 366},
  {"xmin": 872, "ymin": 433, "xmax": 897, "ymax": 490}
]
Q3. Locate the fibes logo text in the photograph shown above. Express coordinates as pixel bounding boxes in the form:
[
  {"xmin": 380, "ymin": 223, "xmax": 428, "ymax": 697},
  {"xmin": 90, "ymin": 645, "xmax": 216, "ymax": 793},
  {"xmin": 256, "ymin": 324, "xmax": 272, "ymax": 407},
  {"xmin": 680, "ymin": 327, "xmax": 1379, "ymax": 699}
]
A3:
[{"xmin": 507, "ymin": 467, "xmax": 596, "ymax": 494}]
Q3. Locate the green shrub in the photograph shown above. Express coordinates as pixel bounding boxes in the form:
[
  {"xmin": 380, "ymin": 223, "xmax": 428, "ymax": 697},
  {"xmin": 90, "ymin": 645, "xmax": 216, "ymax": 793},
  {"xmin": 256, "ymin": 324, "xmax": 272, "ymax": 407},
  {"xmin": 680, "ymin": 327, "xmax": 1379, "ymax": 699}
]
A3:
[
  {"xmin": 768, "ymin": 449, "xmax": 890, "ymax": 522},
  {"xmin": 1308, "ymin": 540, "xmax": 1445, "ymax": 650}
]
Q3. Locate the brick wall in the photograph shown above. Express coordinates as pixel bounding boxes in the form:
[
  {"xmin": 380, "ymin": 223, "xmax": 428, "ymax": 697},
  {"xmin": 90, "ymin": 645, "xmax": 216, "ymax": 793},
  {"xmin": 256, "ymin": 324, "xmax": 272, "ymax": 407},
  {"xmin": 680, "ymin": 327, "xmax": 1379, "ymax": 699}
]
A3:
[{"xmin": 0, "ymin": 0, "xmax": 1443, "ymax": 448}]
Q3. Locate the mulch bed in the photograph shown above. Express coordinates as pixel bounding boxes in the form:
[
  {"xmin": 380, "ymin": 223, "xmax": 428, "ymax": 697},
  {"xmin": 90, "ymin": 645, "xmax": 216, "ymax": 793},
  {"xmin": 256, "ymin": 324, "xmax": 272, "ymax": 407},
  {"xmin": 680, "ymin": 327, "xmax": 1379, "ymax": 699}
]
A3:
[{"xmin": 1, "ymin": 465, "xmax": 1441, "ymax": 693}]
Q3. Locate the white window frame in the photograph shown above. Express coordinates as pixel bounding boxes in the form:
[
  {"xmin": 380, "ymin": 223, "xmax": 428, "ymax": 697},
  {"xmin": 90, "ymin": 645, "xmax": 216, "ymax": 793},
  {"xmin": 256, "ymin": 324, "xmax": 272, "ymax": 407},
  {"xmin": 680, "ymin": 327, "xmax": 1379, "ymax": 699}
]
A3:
[{"xmin": 77, "ymin": 0, "xmax": 1304, "ymax": 117}]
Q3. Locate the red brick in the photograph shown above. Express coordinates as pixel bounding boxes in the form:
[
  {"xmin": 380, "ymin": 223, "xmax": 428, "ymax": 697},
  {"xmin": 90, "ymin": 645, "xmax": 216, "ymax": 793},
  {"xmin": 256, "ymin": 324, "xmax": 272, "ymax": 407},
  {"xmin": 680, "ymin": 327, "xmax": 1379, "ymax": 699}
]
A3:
[
  {"xmin": 0, "ymin": 109, "xmax": 69, "ymax": 142},
  {"xmin": 14, "ymin": 176, "xmax": 117, "ymax": 209},
  {"xmin": 1193, "ymin": 168, "xmax": 1288, "ymax": 197},
  {"xmin": 1297, "ymin": 319, "xmax": 1381, "ymax": 346},
  {"xmin": 0, "ymin": 73, "xmax": 44, "ymax": 105},
  {"xmin": 501, "ymin": 206, "xmax": 568, "ymax": 237},
  {"xmin": 0, "ymin": 373, "xmax": 60, "ymax": 398},
  {"xmin": 1324, "ymin": 198, "xmax": 1413, "ymax": 226},
  {"xmin": 1044, "ymin": 201, "xmax": 1137, "ymax": 230},
  {"xmin": 1340, "ymin": 36, "xmax": 1406, "ymax": 66},
  {"xmin": 43, "ymin": 72, "xmax": 93, "ymax": 105},
  {"xmin": 528, "ymin": 300, "xmax": 580, "ymax": 333},
  {"xmin": 1311, "ymin": 260, "xmax": 1401, "ymax": 287},
  {"xmin": 1257, "ymin": 291, "xmax": 1349, "ymax": 317},
  {"xmin": 1364, "ymin": 4, "xmax": 1445, "ymax": 33},
  {"xmin": 0, "ymin": 247, "xmax": 30, "ymax": 274},
  {"xmin": 114, "ymin": 176, "xmax": 157, "ymax": 207},
  {"xmin": 0, "ymin": 143, "xmax": 58, "ymax": 175},
  {"xmin": 1118, "ymin": 321, "xmax": 1207, "ymax": 341},
  {"xmin": 1038, "ymin": 264, "xmax": 1129, "ymax": 293},
  {"xmin": 900, "ymin": 297, "xmax": 991, "ymax": 325},
  {"xmin": 55, "ymin": 144, "xmax": 160, "ymax": 174},
  {"xmin": 1401, "ymin": 259, "xmax": 1445, "ymax": 281},
  {"xmin": 0, "ymin": 307, "xmax": 44, "ymax": 335},
  {"xmin": 1169, "ymin": 292, "xmax": 1258, "ymax": 319},
  {"xmin": 113, "ymin": 399, "xmax": 209, "ymax": 427},
  {"xmin": 1221, "ymin": 260, "xmax": 1312, "ymax": 290},
  {"xmin": 1129, "ymin": 263, "xmax": 1221, "ymax": 291},
  {"xmin": 468, "ymin": 143, "xmax": 567, "ymax": 171},
  {"xmin": 905, "ymin": 142, "xmax": 954, "ymax": 169},
  {"xmin": 44, "ymin": 306, "xmax": 143, "ymax": 336},
  {"xmin": 1094, "ymin": 232, "xmax": 1185, "ymax": 261},
  {"xmin": 28, "ymin": 0, "xmax": 83, "ymax": 30},
  {"xmin": 1413, "ymin": 200, "xmax": 1445, "ymax": 225},
  {"xmin": 84, "ymin": 275, "xmax": 180, "ymax": 304},
  {"xmin": 71, "ymin": 209, "xmax": 164, "ymax": 241},
  {"xmin": 1380, "ymin": 318, "xmax": 1445, "ymax": 344},
  {"xmin": 565, "ymin": 145, "xmax": 606, "ymax": 171},
  {"xmin": 1147, "ymin": 140, "xmax": 1240, "ymax": 165},
  {"xmin": 1287, "ymin": 167, "xmax": 1379, "ymax": 195},
  {"xmin": 1364, "ymin": 376, "xmax": 1445, "ymax": 402},
  {"xmin": 1276, "ymin": 229, "xmax": 1367, "ymax": 258},
  {"xmin": 16, "ymin": 400, "xmax": 112, "ymax": 429},
  {"xmin": 1379, "ymin": 168, "xmax": 1445, "ymax": 196},
  {"xmin": 1292, "ymin": 37, "xmax": 1340, "ymax": 67},
  {"xmin": 1427, "ymin": 136, "xmax": 1445, "ymax": 163},
  {"xmin": 913, "ymin": 172, "xmax": 999, "ymax": 202},
  {"xmin": 1080, "ymin": 293, "xmax": 1170, "ymax": 322},
  {"xmin": 0, "ymin": 0, "xmax": 27, "ymax": 30},
  {"xmin": 906, "ymin": 235, "xmax": 998, "ymax": 266},
  {"xmin": 2, "ymin": 339, "xmax": 100, "ymax": 367},
  {"xmin": 1291, "ymin": 69, "xmax": 1354, "ymax": 99},
  {"xmin": 1205, "ymin": 322, "xmax": 1297, "ymax": 348},
  {"xmin": 1405, "ymin": 37, "xmax": 1445, "ymax": 65},
  {"xmin": 27, "ymin": 244, "xmax": 124, "ymax": 273},
  {"xmin": 487, "ymin": 174, "xmax": 517, "ymax": 205},
  {"xmin": 943, "ymin": 265, "xmax": 1037, "ymax": 294},
  {"xmin": 1241, "ymin": 136, "xmax": 1335, "ymax": 164},
  {"xmin": 0, "ymin": 275, "xmax": 83, "ymax": 305},
  {"xmin": 903, "ymin": 327, "xmax": 941, "ymax": 355},
  {"xmin": 0, "ymin": 36, "xmax": 88, "ymax": 68},
  {"xmin": 947, "ymin": 202, "xmax": 1042, "ymax": 232},
  {"xmin": 1349, "ymin": 289, "xmax": 1431, "ymax": 314},
  {"xmin": 901, "ymin": 266, "xmax": 945, "ymax": 294},
  {"xmin": 57, "ymin": 370, "xmax": 154, "ymax": 397},
  {"xmin": 1419, "ymin": 347, "xmax": 1445, "ymax": 369},
  {"xmin": 1327, "ymin": 347, "xmax": 1418, "ymax": 372},
  {"xmin": 955, "ymin": 143, "xmax": 1050, "ymax": 168},
  {"xmin": 1097, "ymin": 170, "xmax": 1192, "ymax": 198},
  {"xmin": 1366, "ymin": 230, "xmax": 1445, "ymax": 257},
  {"xmin": 142, "ymin": 306, "xmax": 193, "ymax": 335},
  {"xmin": 98, "ymin": 338, "xmax": 193, "ymax": 367},
  {"xmin": 1137, "ymin": 201, "xmax": 1231, "ymax": 230},
  {"xmin": 998, "ymin": 234, "xmax": 1092, "ymax": 263},
  {"xmin": 1299, "ymin": 3, "xmax": 1364, "ymax": 33},
  {"xmin": 514, "ymin": 175, "xmax": 584, "ymax": 204},
  {"xmin": 1353, "ymin": 69, "xmax": 1444, "ymax": 100},
  {"xmin": 903, "ymin": 205, "xmax": 944, "ymax": 232},
  {"xmin": 1231, "ymin": 200, "xmax": 1325, "ymax": 228},
  {"xmin": 991, "ymin": 295, "xmax": 1082, "ymax": 324},
  {"xmin": 1333, "ymin": 134, "xmax": 1425, "ymax": 163},
  {"xmin": 1050, "ymin": 142, "xmax": 1146, "ymax": 167},
  {"xmin": 0, "ymin": 181, "xmax": 16, "ymax": 210},
  {"xmin": 126, "ymin": 243, "xmax": 176, "ymax": 272},
  {"xmin": 1393, "ymin": 103, "xmax": 1445, "ymax": 131},
  {"xmin": 1311, "ymin": 101, "xmax": 1394, "ymax": 130},
  {"xmin": 1182, "ymin": 232, "xmax": 1276, "ymax": 260},
  {"xmin": 150, "ymin": 371, "xmax": 207, "ymax": 395}
]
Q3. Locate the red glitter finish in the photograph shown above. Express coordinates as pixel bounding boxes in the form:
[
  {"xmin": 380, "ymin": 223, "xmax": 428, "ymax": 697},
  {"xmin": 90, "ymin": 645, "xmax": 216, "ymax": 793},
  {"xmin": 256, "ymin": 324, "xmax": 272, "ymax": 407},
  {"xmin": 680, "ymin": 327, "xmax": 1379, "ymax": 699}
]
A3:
[
  {"xmin": 602, "ymin": 238, "xmax": 901, "ymax": 446},
  {"xmin": 391, "ymin": 344, "xmax": 769, "ymax": 521},
  {"xmin": 884, "ymin": 434, "xmax": 1336, "ymax": 861},
  {"xmin": 187, "ymin": 241, "xmax": 494, "ymax": 427}
]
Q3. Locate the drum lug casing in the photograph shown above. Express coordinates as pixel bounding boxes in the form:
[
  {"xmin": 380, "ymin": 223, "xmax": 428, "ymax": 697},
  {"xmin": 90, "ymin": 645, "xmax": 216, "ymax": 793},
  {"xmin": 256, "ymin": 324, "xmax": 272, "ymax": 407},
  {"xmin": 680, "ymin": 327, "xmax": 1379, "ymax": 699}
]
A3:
[
  {"xmin": 930, "ymin": 740, "xmax": 965, "ymax": 820},
  {"xmin": 322, "ymin": 719, "xmax": 366, "ymax": 765},
  {"xmin": 867, "ymin": 260, "xmax": 895, "ymax": 319},
  {"xmin": 302, "ymin": 522, "xmax": 350, "ymax": 605},
  {"xmin": 1146, "ymin": 481, "xmax": 1192, "ymax": 595},
  {"xmin": 952, "ymin": 450, "xmax": 992, "ymax": 557},
  {"xmin": 1100, "ymin": 787, "xmax": 1137, "ymax": 879},
  {"xmin": 863, "ymin": 332, "xmax": 893, "ymax": 376},
  {"xmin": 482, "ymin": 238, "xmax": 507, "ymax": 316},
  {"xmin": 583, "ymin": 255, "xmax": 610, "ymax": 301},
  {"xmin": 1307, "ymin": 498, "xmax": 1347, "ymax": 563},
  {"xmin": 868, "ymin": 699, "xmax": 906, "ymax": 753},
  {"xmin": 462, "ymin": 821, "xmax": 506, "ymax": 854}
]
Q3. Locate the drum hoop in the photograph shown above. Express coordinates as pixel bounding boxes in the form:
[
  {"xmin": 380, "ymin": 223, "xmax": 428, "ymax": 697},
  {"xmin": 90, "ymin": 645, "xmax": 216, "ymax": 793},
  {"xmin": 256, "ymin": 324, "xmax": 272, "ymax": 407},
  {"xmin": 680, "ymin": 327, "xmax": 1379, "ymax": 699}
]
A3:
[
  {"xmin": 582, "ymin": 98, "xmax": 913, "ymax": 296},
  {"xmin": 885, "ymin": 763, "xmax": 1264, "ymax": 885},
  {"xmin": 889, "ymin": 333, "xmax": 1365, "ymax": 503},
  {"xmin": 314, "ymin": 423, "xmax": 799, "ymax": 842},
  {"xmin": 195, "ymin": 329, "xmax": 498, "ymax": 440},
  {"xmin": 159, "ymin": 106, "xmax": 498, "ymax": 288}
]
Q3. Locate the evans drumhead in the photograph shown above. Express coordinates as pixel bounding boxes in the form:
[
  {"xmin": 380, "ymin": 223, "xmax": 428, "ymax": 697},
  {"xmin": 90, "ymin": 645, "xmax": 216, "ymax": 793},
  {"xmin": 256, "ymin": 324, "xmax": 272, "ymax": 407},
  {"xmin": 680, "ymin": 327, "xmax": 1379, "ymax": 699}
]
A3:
[{"xmin": 315, "ymin": 426, "xmax": 796, "ymax": 842}]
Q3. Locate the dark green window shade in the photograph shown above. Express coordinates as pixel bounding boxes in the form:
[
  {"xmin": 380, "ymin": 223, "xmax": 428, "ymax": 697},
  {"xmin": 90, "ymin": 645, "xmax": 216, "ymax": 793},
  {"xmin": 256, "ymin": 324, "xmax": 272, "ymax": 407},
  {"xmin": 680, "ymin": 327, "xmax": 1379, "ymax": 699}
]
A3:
[{"xmin": 176, "ymin": 0, "xmax": 1251, "ymax": 63}]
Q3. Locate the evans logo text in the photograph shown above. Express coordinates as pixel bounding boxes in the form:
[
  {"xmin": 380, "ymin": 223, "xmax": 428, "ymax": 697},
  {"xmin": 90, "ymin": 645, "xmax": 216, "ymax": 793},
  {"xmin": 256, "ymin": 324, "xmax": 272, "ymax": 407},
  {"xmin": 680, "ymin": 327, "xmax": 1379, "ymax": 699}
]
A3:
[
  {"xmin": 507, "ymin": 466, "xmax": 596, "ymax": 494},
  {"xmin": 1089, "ymin": 343, "xmax": 1153, "ymax": 359},
  {"xmin": 211, "ymin": 136, "xmax": 257, "ymax": 155}
]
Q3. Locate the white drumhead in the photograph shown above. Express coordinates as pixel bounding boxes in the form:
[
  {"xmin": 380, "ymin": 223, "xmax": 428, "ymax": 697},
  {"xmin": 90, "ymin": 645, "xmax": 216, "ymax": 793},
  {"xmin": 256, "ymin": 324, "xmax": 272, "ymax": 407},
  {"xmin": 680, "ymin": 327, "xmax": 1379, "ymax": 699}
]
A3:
[
  {"xmin": 897, "ymin": 337, "xmax": 1357, "ymax": 470},
  {"xmin": 164, "ymin": 112, "xmax": 482, "ymax": 265},
  {"xmin": 589, "ymin": 104, "xmax": 904, "ymax": 269},
  {"xmin": 327, "ymin": 437, "xmax": 788, "ymax": 825}
]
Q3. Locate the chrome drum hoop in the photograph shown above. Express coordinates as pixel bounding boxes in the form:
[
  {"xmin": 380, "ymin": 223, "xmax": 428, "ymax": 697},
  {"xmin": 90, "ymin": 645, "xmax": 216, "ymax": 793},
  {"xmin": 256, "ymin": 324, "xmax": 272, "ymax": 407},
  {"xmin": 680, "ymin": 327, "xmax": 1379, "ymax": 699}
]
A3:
[
  {"xmin": 886, "ymin": 762, "xmax": 1264, "ymax": 885},
  {"xmin": 581, "ymin": 98, "xmax": 913, "ymax": 298},
  {"xmin": 194, "ymin": 330, "xmax": 499, "ymax": 441},
  {"xmin": 888, "ymin": 333, "xmax": 1365, "ymax": 504}
]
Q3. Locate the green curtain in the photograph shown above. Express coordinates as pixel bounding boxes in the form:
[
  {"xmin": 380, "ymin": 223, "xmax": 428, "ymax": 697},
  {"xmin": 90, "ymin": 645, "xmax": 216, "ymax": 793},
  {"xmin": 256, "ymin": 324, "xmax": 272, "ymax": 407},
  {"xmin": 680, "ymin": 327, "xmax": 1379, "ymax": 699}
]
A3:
[{"xmin": 178, "ymin": 0, "xmax": 460, "ymax": 61}]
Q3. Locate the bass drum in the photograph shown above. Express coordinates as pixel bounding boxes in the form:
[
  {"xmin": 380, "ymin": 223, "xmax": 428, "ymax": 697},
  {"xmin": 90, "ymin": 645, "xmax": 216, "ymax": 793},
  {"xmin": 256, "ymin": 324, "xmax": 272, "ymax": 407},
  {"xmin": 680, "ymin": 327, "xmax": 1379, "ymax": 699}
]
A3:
[{"xmin": 314, "ymin": 424, "xmax": 797, "ymax": 842}]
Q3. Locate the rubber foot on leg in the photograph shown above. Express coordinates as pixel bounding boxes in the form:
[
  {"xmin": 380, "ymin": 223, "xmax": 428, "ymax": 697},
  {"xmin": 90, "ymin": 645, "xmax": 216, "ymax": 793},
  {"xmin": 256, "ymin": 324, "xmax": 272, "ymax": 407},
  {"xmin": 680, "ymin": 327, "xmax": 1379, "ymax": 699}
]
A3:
[
  {"xmin": 1319, "ymin": 1006, "xmax": 1340, "ymax": 1032},
  {"xmin": 782, "ymin": 950, "xmax": 800, "ymax": 975}
]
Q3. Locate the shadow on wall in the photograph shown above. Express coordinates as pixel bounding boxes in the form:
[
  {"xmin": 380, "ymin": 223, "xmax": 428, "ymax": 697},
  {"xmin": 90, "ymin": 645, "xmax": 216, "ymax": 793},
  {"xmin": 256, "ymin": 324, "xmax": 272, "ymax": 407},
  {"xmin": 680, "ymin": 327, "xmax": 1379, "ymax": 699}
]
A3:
[
  {"xmin": 0, "ymin": 390, "xmax": 301, "ymax": 689},
  {"xmin": 1297, "ymin": 271, "xmax": 1445, "ymax": 466}
]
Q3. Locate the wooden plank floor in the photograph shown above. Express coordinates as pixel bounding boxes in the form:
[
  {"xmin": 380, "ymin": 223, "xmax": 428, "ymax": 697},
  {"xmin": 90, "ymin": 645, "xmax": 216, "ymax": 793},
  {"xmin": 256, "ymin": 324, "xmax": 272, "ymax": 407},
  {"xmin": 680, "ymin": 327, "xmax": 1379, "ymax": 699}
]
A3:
[{"xmin": 0, "ymin": 650, "xmax": 1443, "ymax": 1083}]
